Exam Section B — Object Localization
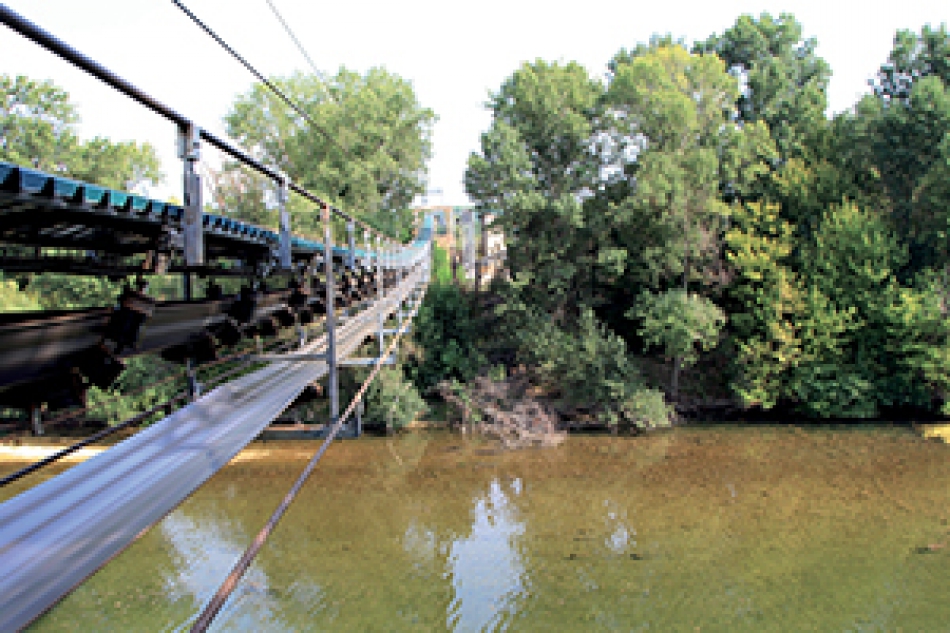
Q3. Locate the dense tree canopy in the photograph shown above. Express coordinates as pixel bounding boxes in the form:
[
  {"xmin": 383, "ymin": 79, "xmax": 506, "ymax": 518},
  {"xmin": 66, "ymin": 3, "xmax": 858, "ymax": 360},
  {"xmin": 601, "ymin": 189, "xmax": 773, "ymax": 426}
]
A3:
[
  {"xmin": 693, "ymin": 12, "xmax": 831, "ymax": 164},
  {"xmin": 465, "ymin": 15, "xmax": 950, "ymax": 421}
]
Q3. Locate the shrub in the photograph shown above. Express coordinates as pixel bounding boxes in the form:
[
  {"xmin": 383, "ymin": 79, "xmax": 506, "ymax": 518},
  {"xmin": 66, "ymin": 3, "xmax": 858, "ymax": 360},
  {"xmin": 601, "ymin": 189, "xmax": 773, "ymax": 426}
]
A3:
[{"xmin": 518, "ymin": 308, "xmax": 673, "ymax": 430}]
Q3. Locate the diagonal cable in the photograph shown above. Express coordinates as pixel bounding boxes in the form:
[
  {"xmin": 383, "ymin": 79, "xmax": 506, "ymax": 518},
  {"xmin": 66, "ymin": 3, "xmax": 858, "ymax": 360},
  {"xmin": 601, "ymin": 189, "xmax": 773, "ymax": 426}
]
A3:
[
  {"xmin": 171, "ymin": 0, "xmax": 341, "ymax": 152},
  {"xmin": 263, "ymin": 0, "xmax": 328, "ymax": 86}
]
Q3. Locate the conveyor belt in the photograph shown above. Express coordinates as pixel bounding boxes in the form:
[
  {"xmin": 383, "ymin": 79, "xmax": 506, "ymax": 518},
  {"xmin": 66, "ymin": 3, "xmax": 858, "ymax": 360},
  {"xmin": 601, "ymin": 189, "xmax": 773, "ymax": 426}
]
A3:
[{"xmin": 0, "ymin": 267, "xmax": 426, "ymax": 631}]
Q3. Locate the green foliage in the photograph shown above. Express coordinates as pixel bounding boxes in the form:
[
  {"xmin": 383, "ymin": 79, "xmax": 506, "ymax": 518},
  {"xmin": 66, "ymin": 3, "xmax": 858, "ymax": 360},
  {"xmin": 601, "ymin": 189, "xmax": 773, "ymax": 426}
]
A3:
[
  {"xmin": 872, "ymin": 23, "xmax": 950, "ymax": 103},
  {"xmin": 465, "ymin": 60, "xmax": 604, "ymax": 317},
  {"xmin": 358, "ymin": 367, "xmax": 427, "ymax": 430},
  {"xmin": 724, "ymin": 203, "xmax": 803, "ymax": 408},
  {"xmin": 85, "ymin": 354, "xmax": 183, "ymax": 425},
  {"xmin": 786, "ymin": 287, "xmax": 873, "ymax": 418},
  {"xmin": 605, "ymin": 43, "xmax": 770, "ymax": 291},
  {"xmin": 1, "ymin": 74, "xmax": 77, "ymax": 171},
  {"xmin": 0, "ymin": 278, "xmax": 41, "ymax": 311},
  {"xmin": 407, "ymin": 283, "xmax": 486, "ymax": 392},
  {"xmin": 630, "ymin": 289, "xmax": 726, "ymax": 368},
  {"xmin": 694, "ymin": 12, "xmax": 831, "ymax": 162},
  {"xmin": 785, "ymin": 203, "xmax": 950, "ymax": 417},
  {"xmin": 26, "ymin": 274, "xmax": 124, "ymax": 309},
  {"xmin": 224, "ymin": 68, "xmax": 435, "ymax": 238},
  {"xmin": 518, "ymin": 308, "xmax": 673, "ymax": 429}
]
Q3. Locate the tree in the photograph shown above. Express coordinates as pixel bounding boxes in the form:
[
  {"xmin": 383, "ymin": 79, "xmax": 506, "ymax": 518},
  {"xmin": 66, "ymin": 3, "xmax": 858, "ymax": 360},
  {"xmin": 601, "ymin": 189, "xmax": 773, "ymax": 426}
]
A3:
[
  {"xmin": 872, "ymin": 76, "xmax": 950, "ymax": 275},
  {"xmin": 465, "ymin": 60, "xmax": 603, "ymax": 320},
  {"xmin": 517, "ymin": 307, "xmax": 673, "ymax": 430},
  {"xmin": 630, "ymin": 289, "xmax": 726, "ymax": 398},
  {"xmin": 693, "ymin": 12, "xmax": 831, "ymax": 163},
  {"xmin": 788, "ymin": 202, "xmax": 950, "ymax": 416},
  {"xmin": 224, "ymin": 68, "xmax": 435, "ymax": 237},
  {"xmin": 724, "ymin": 202, "xmax": 803, "ymax": 409},
  {"xmin": 406, "ymin": 283, "xmax": 485, "ymax": 393},
  {"xmin": 1, "ymin": 74, "xmax": 77, "ymax": 172},
  {"xmin": 605, "ymin": 43, "xmax": 763, "ymax": 293}
]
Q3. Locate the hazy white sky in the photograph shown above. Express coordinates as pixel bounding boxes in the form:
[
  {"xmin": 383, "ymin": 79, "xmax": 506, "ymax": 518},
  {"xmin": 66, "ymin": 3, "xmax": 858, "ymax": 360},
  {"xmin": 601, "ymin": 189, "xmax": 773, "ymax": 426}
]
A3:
[{"xmin": 1, "ymin": 0, "xmax": 946, "ymax": 206}]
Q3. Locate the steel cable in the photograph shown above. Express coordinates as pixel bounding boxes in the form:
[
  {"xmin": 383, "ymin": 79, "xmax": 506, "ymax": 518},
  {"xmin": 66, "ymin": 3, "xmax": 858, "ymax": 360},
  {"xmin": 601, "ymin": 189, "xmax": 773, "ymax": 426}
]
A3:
[{"xmin": 263, "ymin": 0, "xmax": 327, "ymax": 85}]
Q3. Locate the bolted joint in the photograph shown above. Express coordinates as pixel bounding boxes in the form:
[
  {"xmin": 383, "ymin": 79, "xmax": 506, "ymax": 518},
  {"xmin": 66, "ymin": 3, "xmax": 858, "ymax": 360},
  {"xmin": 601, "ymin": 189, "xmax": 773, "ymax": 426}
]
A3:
[{"xmin": 177, "ymin": 123, "xmax": 201, "ymax": 162}]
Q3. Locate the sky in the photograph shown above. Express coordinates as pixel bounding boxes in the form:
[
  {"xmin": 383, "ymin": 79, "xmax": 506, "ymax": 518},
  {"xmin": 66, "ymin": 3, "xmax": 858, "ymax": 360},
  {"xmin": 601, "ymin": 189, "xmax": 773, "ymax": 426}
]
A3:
[{"xmin": 1, "ymin": 0, "xmax": 947, "ymax": 207}]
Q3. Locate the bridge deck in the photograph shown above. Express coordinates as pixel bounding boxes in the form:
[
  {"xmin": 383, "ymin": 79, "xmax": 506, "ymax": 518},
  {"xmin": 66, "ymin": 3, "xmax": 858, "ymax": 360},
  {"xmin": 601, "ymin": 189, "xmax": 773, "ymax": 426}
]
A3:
[{"xmin": 0, "ymin": 269, "xmax": 424, "ymax": 631}]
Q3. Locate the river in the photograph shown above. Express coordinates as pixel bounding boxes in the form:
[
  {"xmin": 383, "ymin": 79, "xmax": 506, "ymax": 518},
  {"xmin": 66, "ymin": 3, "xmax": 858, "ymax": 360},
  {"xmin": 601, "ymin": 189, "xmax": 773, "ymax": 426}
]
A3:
[{"xmin": 2, "ymin": 425, "xmax": 948, "ymax": 631}]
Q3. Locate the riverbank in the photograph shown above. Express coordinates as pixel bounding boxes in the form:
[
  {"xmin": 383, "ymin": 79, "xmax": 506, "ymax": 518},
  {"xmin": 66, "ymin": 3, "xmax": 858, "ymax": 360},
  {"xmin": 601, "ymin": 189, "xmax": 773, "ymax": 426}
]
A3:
[{"xmin": 1, "ymin": 420, "xmax": 946, "ymax": 468}]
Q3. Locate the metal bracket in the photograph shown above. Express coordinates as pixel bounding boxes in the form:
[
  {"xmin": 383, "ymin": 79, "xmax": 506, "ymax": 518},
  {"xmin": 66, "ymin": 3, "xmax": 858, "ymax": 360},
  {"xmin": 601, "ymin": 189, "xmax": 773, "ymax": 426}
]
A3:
[
  {"xmin": 340, "ymin": 356, "xmax": 395, "ymax": 366},
  {"xmin": 253, "ymin": 353, "xmax": 327, "ymax": 362},
  {"xmin": 252, "ymin": 353, "xmax": 395, "ymax": 366}
]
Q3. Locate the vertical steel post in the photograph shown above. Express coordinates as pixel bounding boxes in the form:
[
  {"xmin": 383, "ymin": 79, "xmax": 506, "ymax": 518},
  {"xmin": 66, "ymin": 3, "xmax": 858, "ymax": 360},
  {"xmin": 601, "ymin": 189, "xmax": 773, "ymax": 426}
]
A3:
[
  {"xmin": 186, "ymin": 358, "xmax": 201, "ymax": 401},
  {"xmin": 346, "ymin": 220, "xmax": 356, "ymax": 270},
  {"xmin": 376, "ymin": 235, "xmax": 384, "ymax": 357},
  {"xmin": 278, "ymin": 175, "xmax": 291, "ymax": 270},
  {"xmin": 363, "ymin": 230, "xmax": 370, "ymax": 271},
  {"xmin": 322, "ymin": 203, "xmax": 339, "ymax": 430},
  {"xmin": 178, "ymin": 123, "xmax": 204, "ymax": 267}
]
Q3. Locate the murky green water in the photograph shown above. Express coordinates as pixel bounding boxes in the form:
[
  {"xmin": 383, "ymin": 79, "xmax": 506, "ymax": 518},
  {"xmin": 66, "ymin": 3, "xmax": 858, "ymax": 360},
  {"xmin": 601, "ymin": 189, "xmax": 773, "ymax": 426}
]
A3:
[{"xmin": 3, "ymin": 425, "xmax": 949, "ymax": 631}]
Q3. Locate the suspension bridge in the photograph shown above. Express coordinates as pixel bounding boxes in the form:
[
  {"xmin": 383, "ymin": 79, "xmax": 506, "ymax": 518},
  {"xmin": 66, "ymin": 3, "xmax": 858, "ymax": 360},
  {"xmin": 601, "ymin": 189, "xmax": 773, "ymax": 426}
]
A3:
[{"xmin": 0, "ymin": 4, "xmax": 502, "ymax": 630}]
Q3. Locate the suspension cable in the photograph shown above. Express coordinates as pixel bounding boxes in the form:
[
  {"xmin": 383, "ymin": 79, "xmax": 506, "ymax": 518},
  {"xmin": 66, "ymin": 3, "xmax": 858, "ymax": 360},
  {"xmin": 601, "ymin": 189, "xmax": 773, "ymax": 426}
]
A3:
[{"xmin": 191, "ymin": 281, "xmax": 427, "ymax": 632}]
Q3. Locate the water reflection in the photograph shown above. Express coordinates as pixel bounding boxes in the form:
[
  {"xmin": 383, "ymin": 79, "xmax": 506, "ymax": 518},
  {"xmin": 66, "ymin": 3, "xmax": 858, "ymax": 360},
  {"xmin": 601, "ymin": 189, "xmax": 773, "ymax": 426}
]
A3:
[
  {"xmin": 602, "ymin": 498, "xmax": 635, "ymax": 555},
  {"xmin": 159, "ymin": 513, "xmax": 303, "ymax": 632},
  {"xmin": 444, "ymin": 478, "xmax": 526, "ymax": 632}
]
